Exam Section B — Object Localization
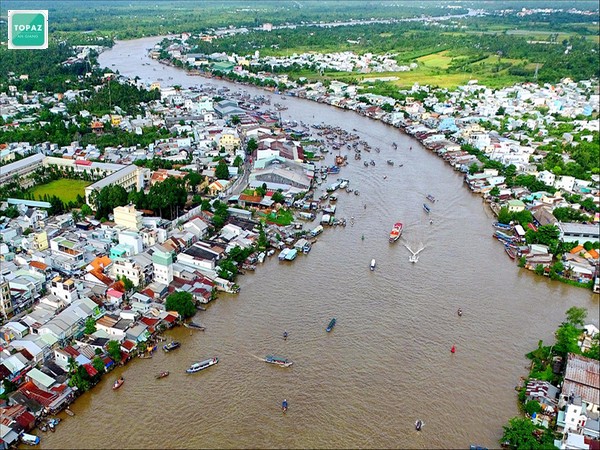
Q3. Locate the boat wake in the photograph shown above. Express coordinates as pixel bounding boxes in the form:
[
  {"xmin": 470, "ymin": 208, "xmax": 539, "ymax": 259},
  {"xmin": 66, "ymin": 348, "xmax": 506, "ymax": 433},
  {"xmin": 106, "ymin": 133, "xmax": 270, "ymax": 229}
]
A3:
[{"xmin": 403, "ymin": 243, "xmax": 425, "ymax": 263}]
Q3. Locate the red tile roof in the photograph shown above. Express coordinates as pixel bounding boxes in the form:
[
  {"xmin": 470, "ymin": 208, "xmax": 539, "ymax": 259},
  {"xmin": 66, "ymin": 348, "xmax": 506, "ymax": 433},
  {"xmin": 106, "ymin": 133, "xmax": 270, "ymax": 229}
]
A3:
[
  {"xmin": 83, "ymin": 363, "xmax": 98, "ymax": 377},
  {"xmin": 29, "ymin": 261, "xmax": 49, "ymax": 270}
]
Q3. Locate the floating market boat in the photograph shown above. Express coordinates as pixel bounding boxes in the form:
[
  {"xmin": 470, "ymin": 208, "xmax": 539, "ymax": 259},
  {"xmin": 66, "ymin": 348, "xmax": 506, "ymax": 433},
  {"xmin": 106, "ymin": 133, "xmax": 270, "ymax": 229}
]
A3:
[
  {"xmin": 326, "ymin": 318, "xmax": 336, "ymax": 332},
  {"xmin": 186, "ymin": 357, "xmax": 219, "ymax": 373},
  {"xmin": 264, "ymin": 355, "xmax": 293, "ymax": 367},
  {"xmin": 163, "ymin": 341, "xmax": 181, "ymax": 352}
]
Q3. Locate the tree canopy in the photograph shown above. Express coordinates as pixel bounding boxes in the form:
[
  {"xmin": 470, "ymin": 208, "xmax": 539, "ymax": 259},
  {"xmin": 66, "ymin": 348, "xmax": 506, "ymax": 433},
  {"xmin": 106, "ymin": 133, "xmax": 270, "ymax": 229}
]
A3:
[{"xmin": 165, "ymin": 291, "xmax": 196, "ymax": 318}]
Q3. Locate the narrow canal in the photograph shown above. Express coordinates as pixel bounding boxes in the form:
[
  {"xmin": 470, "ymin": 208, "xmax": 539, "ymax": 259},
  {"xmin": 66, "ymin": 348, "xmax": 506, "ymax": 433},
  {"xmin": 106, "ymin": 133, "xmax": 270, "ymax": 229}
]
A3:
[{"xmin": 41, "ymin": 37, "xmax": 598, "ymax": 449}]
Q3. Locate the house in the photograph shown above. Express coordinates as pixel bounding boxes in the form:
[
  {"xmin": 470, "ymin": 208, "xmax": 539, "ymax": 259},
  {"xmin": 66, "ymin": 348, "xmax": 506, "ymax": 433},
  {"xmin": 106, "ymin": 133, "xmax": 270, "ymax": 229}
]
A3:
[
  {"xmin": 177, "ymin": 242, "xmax": 221, "ymax": 271},
  {"xmin": 559, "ymin": 223, "xmax": 599, "ymax": 244},
  {"xmin": 562, "ymin": 353, "xmax": 600, "ymax": 408},
  {"xmin": 507, "ymin": 199, "xmax": 526, "ymax": 213}
]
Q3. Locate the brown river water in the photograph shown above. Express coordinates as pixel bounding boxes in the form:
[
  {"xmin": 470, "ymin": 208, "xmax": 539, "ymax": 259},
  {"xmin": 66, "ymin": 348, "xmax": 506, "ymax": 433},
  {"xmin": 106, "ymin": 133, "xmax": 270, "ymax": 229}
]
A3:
[{"xmin": 39, "ymin": 37, "xmax": 598, "ymax": 449}]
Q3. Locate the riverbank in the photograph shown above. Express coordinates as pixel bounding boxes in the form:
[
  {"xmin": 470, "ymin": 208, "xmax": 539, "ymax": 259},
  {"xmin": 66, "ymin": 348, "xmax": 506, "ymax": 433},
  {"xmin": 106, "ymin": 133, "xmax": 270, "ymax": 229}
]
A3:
[{"xmin": 154, "ymin": 54, "xmax": 599, "ymax": 292}]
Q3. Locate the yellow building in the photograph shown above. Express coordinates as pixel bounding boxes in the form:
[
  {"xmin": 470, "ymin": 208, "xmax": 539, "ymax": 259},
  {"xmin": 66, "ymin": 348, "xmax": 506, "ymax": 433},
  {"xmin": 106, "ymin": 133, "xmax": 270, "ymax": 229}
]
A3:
[
  {"xmin": 150, "ymin": 82, "xmax": 161, "ymax": 91},
  {"xmin": 114, "ymin": 204, "xmax": 143, "ymax": 231},
  {"xmin": 34, "ymin": 231, "xmax": 49, "ymax": 251},
  {"xmin": 218, "ymin": 131, "xmax": 241, "ymax": 153}
]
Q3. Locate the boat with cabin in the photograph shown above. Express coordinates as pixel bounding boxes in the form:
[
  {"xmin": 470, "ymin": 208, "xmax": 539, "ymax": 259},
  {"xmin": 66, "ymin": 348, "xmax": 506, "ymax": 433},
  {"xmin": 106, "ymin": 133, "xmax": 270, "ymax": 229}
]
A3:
[
  {"xmin": 163, "ymin": 341, "xmax": 181, "ymax": 352},
  {"xmin": 112, "ymin": 377, "xmax": 124, "ymax": 390},
  {"xmin": 326, "ymin": 318, "xmax": 336, "ymax": 332},
  {"xmin": 264, "ymin": 355, "xmax": 293, "ymax": 367},
  {"xmin": 370, "ymin": 259, "xmax": 376, "ymax": 270},
  {"xmin": 389, "ymin": 222, "xmax": 403, "ymax": 243},
  {"xmin": 186, "ymin": 357, "xmax": 219, "ymax": 373},
  {"xmin": 426, "ymin": 194, "xmax": 436, "ymax": 203},
  {"xmin": 21, "ymin": 433, "xmax": 40, "ymax": 446},
  {"xmin": 278, "ymin": 248, "xmax": 298, "ymax": 261},
  {"xmin": 387, "ymin": 160, "xmax": 394, "ymax": 166},
  {"xmin": 184, "ymin": 322, "xmax": 205, "ymax": 331},
  {"xmin": 423, "ymin": 203, "xmax": 431, "ymax": 214}
]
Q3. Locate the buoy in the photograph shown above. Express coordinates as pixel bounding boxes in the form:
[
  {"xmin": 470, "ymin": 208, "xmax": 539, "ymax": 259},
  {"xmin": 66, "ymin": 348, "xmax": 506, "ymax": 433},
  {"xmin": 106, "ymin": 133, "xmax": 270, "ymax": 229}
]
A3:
[{"xmin": 451, "ymin": 345, "xmax": 456, "ymax": 354}]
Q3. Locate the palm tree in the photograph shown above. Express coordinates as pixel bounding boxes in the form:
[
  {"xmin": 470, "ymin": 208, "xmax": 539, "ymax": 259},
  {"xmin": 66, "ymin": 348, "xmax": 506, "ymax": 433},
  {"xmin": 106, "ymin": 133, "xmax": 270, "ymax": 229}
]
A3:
[{"xmin": 67, "ymin": 356, "xmax": 78, "ymax": 374}]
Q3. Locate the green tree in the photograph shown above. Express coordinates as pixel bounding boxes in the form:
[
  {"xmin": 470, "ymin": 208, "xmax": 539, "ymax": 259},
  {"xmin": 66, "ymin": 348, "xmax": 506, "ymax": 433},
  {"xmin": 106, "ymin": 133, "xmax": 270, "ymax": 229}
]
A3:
[
  {"xmin": 81, "ymin": 203, "xmax": 93, "ymax": 217},
  {"xmin": 565, "ymin": 306, "xmax": 587, "ymax": 327},
  {"xmin": 534, "ymin": 264, "xmax": 545, "ymax": 276},
  {"xmin": 468, "ymin": 163, "xmax": 480, "ymax": 175},
  {"xmin": 246, "ymin": 137, "xmax": 258, "ymax": 155},
  {"xmin": 497, "ymin": 207, "xmax": 512, "ymax": 225},
  {"xmin": 523, "ymin": 400, "xmax": 542, "ymax": 416},
  {"xmin": 489, "ymin": 186, "xmax": 500, "ymax": 197},
  {"xmin": 230, "ymin": 115, "xmax": 241, "ymax": 125},
  {"xmin": 107, "ymin": 340, "xmax": 122, "ymax": 362},
  {"xmin": 91, "ymin": 356, "xmax": 105, "ymax": 374},
  {"xmin": 84, "ymin": 317, "xmax": 97, "ymax": 335},
  {"xmin": 215, "ymin": 160, "xmax": 230, "ymax": 180},
  {"xmin": 554, "ymin": 323, "xmax": 581, "ymax": 356},
  {"xmin": 118, "ymin": 275, "xmax": 135, "ymax": 292},
  {"xmin": 184, "ymin": 171, "xmax": 203, "ymax": 194},
  {"xmin": 500, "ymin": 417, "xmax": 551, "ymax": 449},
  {"xmin": 233, "ymin": 155, "xmax": 244, "ymax": 168},
  {"xmin": 584, "ymin": 336, "xmax": 599, "ymax": 361},
  {"xmin": 165, "ymin": 291, "xmax": 196, "ymax": 318},
  {"xmin": 271, "ymin": 191, "xmax": 285, "ymax": 204}
]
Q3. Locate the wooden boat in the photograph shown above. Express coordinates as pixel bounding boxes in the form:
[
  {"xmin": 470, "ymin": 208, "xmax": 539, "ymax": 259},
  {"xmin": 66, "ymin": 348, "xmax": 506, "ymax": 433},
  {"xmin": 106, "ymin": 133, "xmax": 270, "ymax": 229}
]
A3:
[
  {"xmin": 423, "ymin": 203, "xmax": 431, "ymax": 214},
  {"xmin": 112, "ymin": 377, "xmax": 124, "ymax": 390},
  {"xmin": 64, "ymin": 408, "xmax": 75, "ymax": 417},
  {"xmin": 184, "ymin": 322, "xmax": 205, "ymax": 331},
  {"xmin": 156, "ymin": 371, "xmax": 170, "ymax": 379},
  {"xmin": 264, "ymin": 355, "xmax": 293, "ymax": 367},
  {"xmin": 426, "ymin": 194, "xmax": 436, "ymax": 203},
  {"xmin": 163, "ymin": 341, "xmax": 181, "ymax": 352},
  {"xmin": 326, "ymin": 318, "xmax": 336, "ymax": 332},
  {"xmin": 186, "ymin": 357, "xmax": 219, "ymax": 373},
  {"xmin": 505, "ymin": 245, "xmax": 517, "ymax": 260}
]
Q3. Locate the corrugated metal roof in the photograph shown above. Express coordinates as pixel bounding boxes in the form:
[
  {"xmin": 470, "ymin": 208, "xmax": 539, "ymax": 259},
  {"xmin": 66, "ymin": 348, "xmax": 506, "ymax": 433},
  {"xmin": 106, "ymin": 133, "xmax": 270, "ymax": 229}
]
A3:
[{"xmin": 563, "ymin": 353, "xmax": 600, "ymax": 405}]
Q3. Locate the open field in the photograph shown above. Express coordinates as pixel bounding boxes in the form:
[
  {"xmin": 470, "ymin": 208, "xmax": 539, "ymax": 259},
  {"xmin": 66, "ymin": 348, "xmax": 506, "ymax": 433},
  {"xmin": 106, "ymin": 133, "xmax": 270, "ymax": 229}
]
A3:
[
  {"xmin": 416, "ymin": 51, "xmax": 452, "ymax": 69},
  {"xmin": 30, "ymin": 179, "xmax": 90, "ymax": 203}
]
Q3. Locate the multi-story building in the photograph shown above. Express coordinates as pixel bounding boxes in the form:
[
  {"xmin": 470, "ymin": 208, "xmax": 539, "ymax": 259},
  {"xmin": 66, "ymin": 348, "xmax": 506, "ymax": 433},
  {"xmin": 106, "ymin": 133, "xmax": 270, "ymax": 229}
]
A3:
[
  {"xmin": 49, "ymin": 276, "xmax": 79, "ymax": 304},
  {"xmin": 0, "ymin": 277, "xmax": 13, "ymax": 321},
  {"xmin": 114, "ymin": 204, "xmax": 143, "ymax": 231},
  {"xmin": 152, "ymin": 248, "xmax": 174, "ymax": 285}
]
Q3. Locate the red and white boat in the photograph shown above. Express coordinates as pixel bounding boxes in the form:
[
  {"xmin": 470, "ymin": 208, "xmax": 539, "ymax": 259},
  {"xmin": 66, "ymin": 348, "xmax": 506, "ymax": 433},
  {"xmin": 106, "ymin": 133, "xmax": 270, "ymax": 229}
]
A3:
[{"xmin": 389, "ymin": 222, "xmax": 403, "ymax": 243}]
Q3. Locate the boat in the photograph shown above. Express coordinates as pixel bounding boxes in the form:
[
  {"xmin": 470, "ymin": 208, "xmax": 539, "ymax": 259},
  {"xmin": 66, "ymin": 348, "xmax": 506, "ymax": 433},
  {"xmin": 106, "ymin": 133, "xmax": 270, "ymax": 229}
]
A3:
[
  {"xmin": 370, "ymin": 259, "xmax": 376, "ymax": 271},
  {"xmin": 493, "ymin": 222, "xmax": 512, "ymax": 230},
  {"xmin": 47, "ymin": 418, "xmax": 60, "ymax": 431},
  {"xmin": 426, "ymin": 194, "xmax": 436, "ymax": 203},
  {"xmin": 389, "ymin": 222, "xmax": 403, "ymax": 243},
  {"xmin": 21, "ymin": 433, "xmax": 40, "ymax": 446},
  {"xmin": 184, "ymin": 322, "xmax": 205, "ymax": 331},
  {"xmin": 451, "ymin": 345, "xmax": 456, "ymax": 354},
  {"xmin": 112, "ymin": 377, "xmax": 124, "ymax": 390},
  {"xmin": 163, "ymin": 341, "xmax": 181, "ymax": 352},
  {"xmin": 283, "ymin": 330, "xmax": 288, "ymax": 340},
  {"xmin": 364, "ymin": 161, "xmax": 369, "ymax": 167},
  {"xmin": 64, "ymin": 408, "xmax": 75, "ymax": 417},
  {"xmin": 196, "ymin": 304, "xmax": 207, "ymax": 311},
  {"xmin": 264, "ymin": 355, "xmax": 293, "ymax": 367},
  {"xmin": 387, "ymin": 160, "xmax": 394, "ymax": 166},
  {"xmin": 282, "ymin": 399, "xmax": 288, "ymax": 412},
  {"xmin": 457, "ymin": 309, "xmax": 463, "ymax": 317},
  {"xmin": 505, "ymin": 245, "xmax": 517, "ymax": 260},
  {"xmin": 415, "ymin": 420, "xmax": 423, "ymax": 431},
  {"xmin": 186, "ymin": 357, "xmax": 219, "ymax": 373},
  {"xmin": 156, "ymin": 371, "xmax": 170, "ymax": 379},
  {"xmin": 423, "ymin": 203, "xmax": 431, "ymax": 214},
  {"xmin": 326, "ymin": 318, "xmax": 336, "ymax": 332}
]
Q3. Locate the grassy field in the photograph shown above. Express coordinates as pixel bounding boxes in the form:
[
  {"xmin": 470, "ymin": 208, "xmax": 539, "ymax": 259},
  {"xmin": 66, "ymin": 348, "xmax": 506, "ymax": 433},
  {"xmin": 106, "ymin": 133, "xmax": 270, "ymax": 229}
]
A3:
[
  {"xmin": 30, "ymin": 179, "xmax": 90, "ymax": 203},
  {"xmin": 416, "ymin": 51, "xmax": 452, "ymax": 69}
]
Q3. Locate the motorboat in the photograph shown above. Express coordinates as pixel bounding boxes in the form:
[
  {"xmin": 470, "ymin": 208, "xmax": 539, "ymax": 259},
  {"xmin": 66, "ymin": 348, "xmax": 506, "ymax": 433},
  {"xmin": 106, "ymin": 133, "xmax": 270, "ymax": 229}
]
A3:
[
  {"xmin": 370, "ymin": 259, "xmax": 376, "ymax": 271},
  {"xmin": 184, "ymin": 322, "xmax": 205, "ymax": 331},
  {"xmin": 163, "ymin": 341, "xmax": 181, "ymax": 352},
  {"xmin": 426, "ymin": 194, "xmax": 436, "ymax": 203},
  {"xmin": 326, "ymin": 318, "xmax": 336, "ymax": 332},
  {"xmin": 282, "ymin": 399, "xmax": 288, "ymax": 412},
  {"xmin": 389, "ymin": 222, "xmax": 403, "ymax": 243},
  {"xmin": 423, "ymin": 203, "xmax": 431, "ymax": 214},
  {"xmin": 415, "ymin": 420, "xmax": 423, "ymax": 431},
  {"xmin": 186, "ymin": 357, "xmax": 219, "ymax": 373},
  {"xmin": 264, "ymin": 355, "xmax": 293, "ymax": 367},
  {"xmin": 387, "ymin": 160, "xmax": 394, "ymax": 166},
  {"xmin": 112, "ymin": 377, "xmax": 124, "ymax": 390}
]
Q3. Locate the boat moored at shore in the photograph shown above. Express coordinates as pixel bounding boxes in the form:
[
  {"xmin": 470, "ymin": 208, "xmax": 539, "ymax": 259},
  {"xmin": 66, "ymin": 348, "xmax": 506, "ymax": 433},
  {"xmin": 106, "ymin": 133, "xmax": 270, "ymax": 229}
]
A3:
[
  {"xmin": 163, "ymin": 341, "xmax": 181, "ymax": 352},
  {"xmin": 326, "ymin": 318, "xmax": 336, "ymax": 332}
]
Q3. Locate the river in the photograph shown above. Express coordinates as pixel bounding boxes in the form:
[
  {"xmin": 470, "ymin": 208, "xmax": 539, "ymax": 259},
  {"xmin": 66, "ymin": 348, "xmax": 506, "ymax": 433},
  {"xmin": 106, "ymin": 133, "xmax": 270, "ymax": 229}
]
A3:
[{"xmin": 40, "ymin": 37, "xmax": 598, "ymax": 449}]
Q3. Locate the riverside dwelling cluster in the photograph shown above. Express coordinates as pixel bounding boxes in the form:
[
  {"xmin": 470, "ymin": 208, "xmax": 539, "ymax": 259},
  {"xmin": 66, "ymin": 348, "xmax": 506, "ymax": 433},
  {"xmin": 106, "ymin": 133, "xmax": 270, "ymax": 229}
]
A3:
[{"xmin": 524, "ymin": 327, "xmax": 600, "ymax": 450}]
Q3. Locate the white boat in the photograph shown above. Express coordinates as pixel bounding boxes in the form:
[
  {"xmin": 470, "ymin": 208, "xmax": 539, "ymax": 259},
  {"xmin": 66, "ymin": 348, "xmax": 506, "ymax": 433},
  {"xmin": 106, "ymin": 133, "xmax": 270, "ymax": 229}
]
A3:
[
  {"xmin": 186, "ymin": 357, "xmax": 219, "ymax": 373},
  {"xmin": 21, "ymin": 433, "xmax": 40, "ymax": 446},
  {"xmin": 370, "ymin": 259, "xmax": 376, "ymax": 271}
]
